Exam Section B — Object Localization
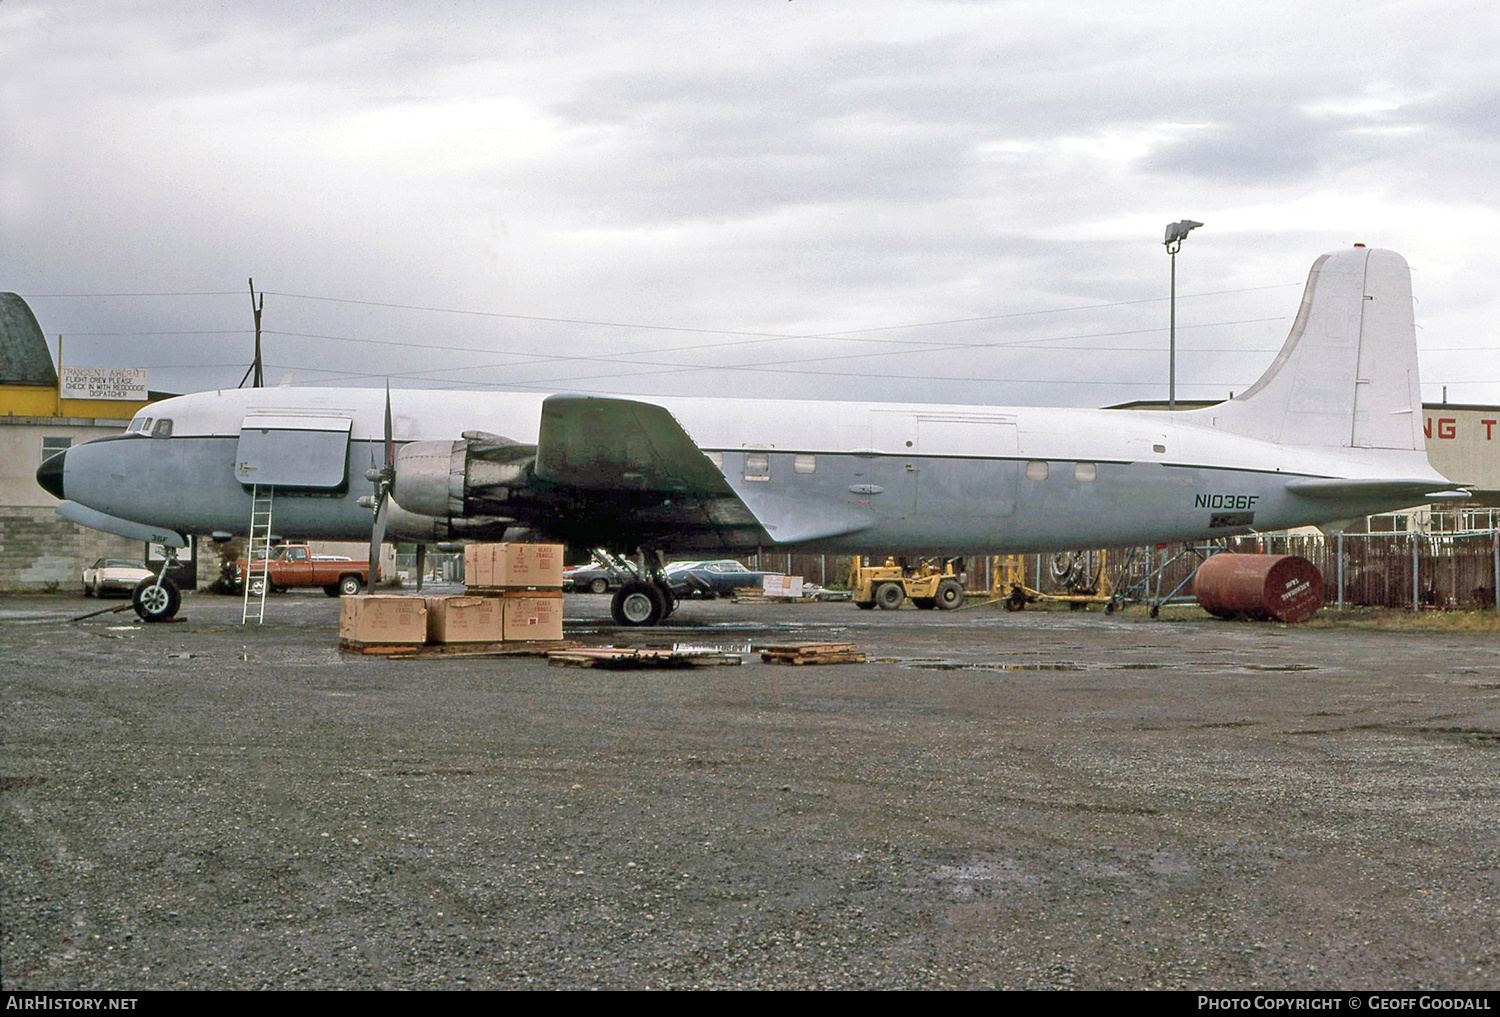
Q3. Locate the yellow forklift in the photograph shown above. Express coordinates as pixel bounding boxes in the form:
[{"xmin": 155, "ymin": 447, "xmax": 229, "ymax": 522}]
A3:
[{"xmin": 849, "ymin": 556, "xmax": 966, "ymax": 611}]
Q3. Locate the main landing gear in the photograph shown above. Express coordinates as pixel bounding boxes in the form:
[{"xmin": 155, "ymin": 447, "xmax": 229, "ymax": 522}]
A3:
[{"xmin": 608, "ymin": 551, "xmax": 678, "ymax": 627}]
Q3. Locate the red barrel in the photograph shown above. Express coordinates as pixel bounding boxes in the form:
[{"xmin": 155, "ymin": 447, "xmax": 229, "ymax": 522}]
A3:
[{"xmin": 1193, "ymin": 554, "xmax": 1324, "ymax": 623}]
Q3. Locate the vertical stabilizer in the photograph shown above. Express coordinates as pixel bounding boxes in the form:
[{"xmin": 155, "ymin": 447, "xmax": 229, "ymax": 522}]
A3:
[{"xmin": 1188, "ymin": 247, "xmax": 1424, "ymax": 451}]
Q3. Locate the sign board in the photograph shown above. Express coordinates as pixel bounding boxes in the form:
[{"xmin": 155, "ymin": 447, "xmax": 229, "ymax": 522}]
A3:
[{"xmin": 60, "ymin": 367, "xmax": 148, "ymax": 401}]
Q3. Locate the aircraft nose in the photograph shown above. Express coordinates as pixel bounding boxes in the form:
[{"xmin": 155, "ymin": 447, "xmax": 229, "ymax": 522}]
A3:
[{"xmin": 36, "ymin": 448, "xmax": 66, "ymax": 499}]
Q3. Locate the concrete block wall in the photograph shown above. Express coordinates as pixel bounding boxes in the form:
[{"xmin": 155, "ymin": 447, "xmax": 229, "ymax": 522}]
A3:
[{"xmin": 0, "ymin": 507, "xmax": 140, "ymax": 592}]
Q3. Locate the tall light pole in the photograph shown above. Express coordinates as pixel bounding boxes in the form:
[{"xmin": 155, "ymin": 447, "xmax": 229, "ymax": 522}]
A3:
[{"xmin": 1163, "ymin": 220, "xmax": 1202, "ymax": 411}]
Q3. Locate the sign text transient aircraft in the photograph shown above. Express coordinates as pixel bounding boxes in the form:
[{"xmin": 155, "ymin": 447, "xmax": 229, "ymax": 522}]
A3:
[{"xmin": 36, "ymin": 245, "xmax": 1464, "ymax": 624}]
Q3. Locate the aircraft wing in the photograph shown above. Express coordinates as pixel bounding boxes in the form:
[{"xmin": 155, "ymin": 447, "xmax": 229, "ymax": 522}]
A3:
[
  {"xmin": 1284, "ymin": 477, "xmax": 1472, "ymax": 503},
  {"xmin": 533, "ymin": 395, "xmax": 870, "ymax": 545},
  {"xmin": 536, "ymin": 394, "xmax": 732, "ymax": 494}
]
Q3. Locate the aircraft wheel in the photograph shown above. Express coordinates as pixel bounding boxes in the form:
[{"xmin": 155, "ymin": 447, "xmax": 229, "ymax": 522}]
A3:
[
  {"xmin": 913, "ymin": 597, "xmax": 936, "ymax": 610},
  {"xmin": 936, "ymin": 579, "xmax": 965, "ymax": 611},
  {"xmin": 612, "ymin": 581, "xmax": 666, "ymax": 626},
  {"xmin": 875, "ymin": 582, "xmax": 905, "ymax": 610},
  {"xmin": 1005, "ymin": 588, "xmax": 1027, "ymax": 612},
  {"xmin": 855, "ymin": 600, "xmax": 876, "ymax": 610},
  {"xmin": 589, "ymin": 578, "xmax": 609, "ymax": 595},
  {"xmin": 132, "ymin": 577, "xmax": 180, "ymax": 623},
  {"xmin": 338, "ymin": 575, "xmax": 363, "ymax": 596}
]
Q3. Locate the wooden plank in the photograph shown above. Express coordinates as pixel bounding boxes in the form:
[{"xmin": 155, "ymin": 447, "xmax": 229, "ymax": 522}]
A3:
[
  {"xmin": 761, "ymin": 651, "xmax": 866, "ymax": 666},
  {"xmin": 338, "ymin": 638, "xmax": 577, "ymax": 657},
  {"xmin": 754, "ymin": 642, "xmax": 857, "ymax": 655},
  {"xmin": 547, "ymin": 647, "xmax": 742, "ymax": 670}
]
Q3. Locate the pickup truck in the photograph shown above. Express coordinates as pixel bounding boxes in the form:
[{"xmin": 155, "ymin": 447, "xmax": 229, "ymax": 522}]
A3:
[{"xmin": 232, "ymin": 544, "xmax": 370, "ymax": 597}]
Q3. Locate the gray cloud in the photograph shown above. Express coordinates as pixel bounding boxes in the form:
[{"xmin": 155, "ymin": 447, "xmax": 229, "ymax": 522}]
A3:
[{"xmin": 2, "ymin": 0, "xmax": 1495, "ymax": 408}]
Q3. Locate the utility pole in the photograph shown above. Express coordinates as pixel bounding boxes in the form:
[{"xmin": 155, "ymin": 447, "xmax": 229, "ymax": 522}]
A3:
[{"xmin": 239, "ymin": 280, "xmax": 266, "ymax": 389}]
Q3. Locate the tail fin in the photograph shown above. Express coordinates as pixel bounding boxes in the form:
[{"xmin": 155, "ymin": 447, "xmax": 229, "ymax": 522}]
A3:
[{"xmin": 1188, "ymin": 246, "xmax": 1424, "ymax": 451}]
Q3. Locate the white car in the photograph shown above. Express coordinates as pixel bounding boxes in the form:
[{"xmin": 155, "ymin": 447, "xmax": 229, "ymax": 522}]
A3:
[{"xmin": 81, "ymin": 558, "xmax": 156, "ymax": 598}]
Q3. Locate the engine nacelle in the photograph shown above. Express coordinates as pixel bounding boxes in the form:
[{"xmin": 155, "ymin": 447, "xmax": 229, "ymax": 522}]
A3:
[
  {"xmin": 390, "ymin": 431, "xmax": 541, "ymax": 521},
  {"xmin": 382, "ymin": 496, "xmax": 514, "ymax": 543}
]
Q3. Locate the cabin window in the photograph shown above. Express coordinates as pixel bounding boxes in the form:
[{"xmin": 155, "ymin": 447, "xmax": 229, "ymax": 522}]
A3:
[
  {"xmin": 1074, "ymin": 462, "xmax": 1097, "ymax": 482},
  {"xmin": 1025, "ymin": 460, "xmax": 1049, "ymax": 481},
  {"xmin": 744, "ymin": 452, "xmax": 770, "ymax": 481},
  {"xmin": 1153, "ymin": 444, "xmax": 1166, "ymax": 454},
  {"xmin": 152, "ymin": 418, "xmax": 173, "ymax": 438},
  {"xmin": 793, "ymin": 454, "xmax": 816, "ymax": 475},
  {"xmin": 40, "ymin": 436, "xmax": 72, "ymax": 464}
]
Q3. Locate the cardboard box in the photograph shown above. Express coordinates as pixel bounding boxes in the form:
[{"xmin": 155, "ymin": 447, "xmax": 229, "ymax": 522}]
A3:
[
  {"xmin": 425, "ymin": 595, "xmax": 504, "ymax": 644},
  {"xmin": 762, "ymin": 575, "xmax": 804, "ymax": 598},
  {"xmin": 501, "ymin": 591, "xmax": 564, "ymax": 642},
  {"xmin": 339, "ymin": 595, "xmax": 428, "ymax": 645},
  {"xmin": 464, "ymin": 543, "xmax": 565, "ymax": 589}
]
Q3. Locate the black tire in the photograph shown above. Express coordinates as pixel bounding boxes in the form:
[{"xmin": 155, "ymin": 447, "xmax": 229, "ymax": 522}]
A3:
[
  {"xmin": 875, "ymin": 582, "xmax": 904, "ymax": 610},
  {"xmin": 338, "ymin": 575, "xmax": 363, "ymax": 597},
  {"xmin": 936, "ymin": 579, "xmax": 964, "ymax": 610},
  {"xmin": 589, "ymin": 578, "xmax": 609, "ymax": 595},
  {"xmin": 131, "ymin": 577, "xmax": 180, "ymax": 622},
  {"xmin": 611, "ymin": 580, "xmax": 666, "ymax": 626}
]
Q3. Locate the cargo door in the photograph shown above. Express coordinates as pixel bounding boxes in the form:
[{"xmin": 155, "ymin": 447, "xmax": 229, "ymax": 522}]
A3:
[
  {"xmin": 235, "ymin": 414, "xmax": 353, "ymax": 490},
  {"xmin": 915, "ymin": 413, "xmax": 1019, "ymax": 520}
]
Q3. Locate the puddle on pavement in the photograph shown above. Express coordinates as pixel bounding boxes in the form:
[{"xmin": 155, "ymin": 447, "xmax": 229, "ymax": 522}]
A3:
[{"xmin": 907, "ymin": 661, "xmax": 1086, "ymax": 672}]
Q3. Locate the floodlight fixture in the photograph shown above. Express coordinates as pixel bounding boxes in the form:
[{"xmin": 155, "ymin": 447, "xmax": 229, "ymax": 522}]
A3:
[{"xmin": 1164, "ymin": 219, "xmax": 1204, "ymax": 252}]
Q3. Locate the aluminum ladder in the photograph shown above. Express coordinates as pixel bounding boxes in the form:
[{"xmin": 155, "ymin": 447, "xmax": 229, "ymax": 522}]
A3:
[{"xmin": 240, "ymin": 485, "xmax": 275, "ymax": 625}]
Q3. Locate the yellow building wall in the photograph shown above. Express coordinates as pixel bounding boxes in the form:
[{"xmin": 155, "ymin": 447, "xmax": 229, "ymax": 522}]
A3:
[{"xmin": 1, "ymin": 383, "xmax": 155, "ymax": 421}]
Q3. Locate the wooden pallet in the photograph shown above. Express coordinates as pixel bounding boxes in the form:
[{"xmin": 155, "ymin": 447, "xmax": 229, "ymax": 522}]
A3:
[
  {"xmin": 547, "ymin": 647, "xmax": 742, "ymax": 670},
  {"xmin": 339, "ymin": 638, "xmax": 577, "ymax": 657},
  {"xmin": 756, "ymin": 642, "xmax": 866, "ymax": 666}
]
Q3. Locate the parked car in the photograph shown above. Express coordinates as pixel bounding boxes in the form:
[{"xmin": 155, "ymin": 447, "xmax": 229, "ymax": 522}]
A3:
[
  {"xmin": 562, "ymin": 559, "xmax": 639, "ymax": 594},
  {"xmin": 666, "ymin": 559, "xmax": 784, "ymax": 599},
  {"xmin": 81, "ymin": 558, "xmax": 155, "ymax": 598}
]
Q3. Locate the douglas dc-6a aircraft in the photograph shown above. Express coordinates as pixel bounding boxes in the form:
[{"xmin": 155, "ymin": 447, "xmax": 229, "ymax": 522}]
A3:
[{"xmin": 37, "ymin": 245, "xmax": 1465, "ymax": 624}]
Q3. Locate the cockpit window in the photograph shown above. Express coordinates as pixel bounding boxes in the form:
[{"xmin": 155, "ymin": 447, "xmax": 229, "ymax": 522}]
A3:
[
  {"xmin": 152, "ymin": 418, "xmax": 173, "ymax": 438},
  {"xmin": 128, "ymin": 415, "xmax": 147, "ymax": 433}
]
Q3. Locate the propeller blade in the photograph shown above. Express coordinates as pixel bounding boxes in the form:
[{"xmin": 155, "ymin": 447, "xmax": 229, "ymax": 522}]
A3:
[
  {"xmin": 366, "ymin": 382, "xmax": 395, "ymax": 593},
  {"xmin": 369, "ymin": 492, "xmax": 388, "ymax": 592},
  {"xmin": 383, "ymin": 381, "xmax": 395, "ymax": 472}
]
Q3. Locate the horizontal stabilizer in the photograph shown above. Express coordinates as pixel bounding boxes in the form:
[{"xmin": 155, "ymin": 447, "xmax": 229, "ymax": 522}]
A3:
[
  {"xmin": 56, "ymin": 501, "xmax": 188, "ymax": 547},
  {"xmin": 1284, "ymin": 478, "xmax": 1471, "ymax": 503}
]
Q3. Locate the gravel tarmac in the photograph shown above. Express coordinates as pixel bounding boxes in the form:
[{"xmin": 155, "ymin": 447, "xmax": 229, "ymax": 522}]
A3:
[{"xmin": 2, "ymin": 588, "xmax": 1497, "ymax": 990}]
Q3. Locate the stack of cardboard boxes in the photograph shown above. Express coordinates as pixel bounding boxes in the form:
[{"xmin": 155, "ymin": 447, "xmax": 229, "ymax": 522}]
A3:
[
  {"xmin": 457, "ymin": 542, "xmax": 565, "ymax": 643},
  {"xmin": 338, "ymin": 543, "xmax": 566, "ymax": 649}
]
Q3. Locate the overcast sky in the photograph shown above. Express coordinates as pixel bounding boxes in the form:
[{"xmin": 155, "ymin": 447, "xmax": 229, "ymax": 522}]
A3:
[{"xmin": 4, "ymin": 0, "xmax": 1497, "ymax": 409}]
